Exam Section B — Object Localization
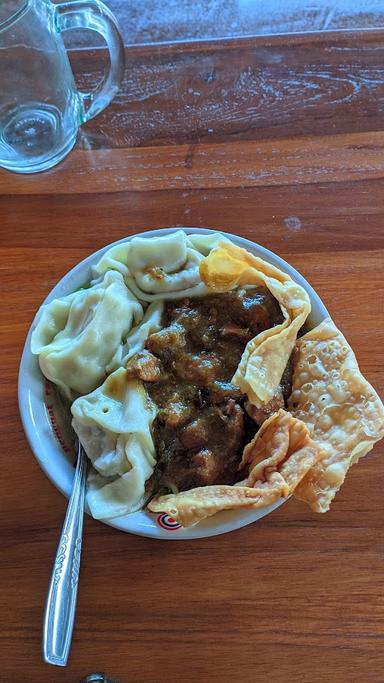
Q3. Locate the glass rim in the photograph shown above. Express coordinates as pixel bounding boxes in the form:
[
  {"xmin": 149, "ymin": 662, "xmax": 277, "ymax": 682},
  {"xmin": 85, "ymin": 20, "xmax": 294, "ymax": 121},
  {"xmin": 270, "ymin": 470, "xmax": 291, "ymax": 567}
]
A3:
[{"xmin": 0, "ymin": 1, "xmax": 31, "ymax": 31}]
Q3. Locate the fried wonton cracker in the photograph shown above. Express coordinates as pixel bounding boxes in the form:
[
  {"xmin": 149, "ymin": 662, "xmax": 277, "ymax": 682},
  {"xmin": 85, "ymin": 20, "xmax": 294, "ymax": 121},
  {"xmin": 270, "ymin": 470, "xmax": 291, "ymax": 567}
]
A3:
[
  {"xmin": 288, "ymin": 318, "xmax": 384, "ymax": 512},
  {"xmin": 148, "ymin": 410, "xmax": 323, "ymax": 526},
  {"xmin": 148, "ymin": 481, "xmax": 287, "ymax": 528},
  {"xmin": 200, "ymin": 242, "xmax": 311, "ymax": 407},
  {"xmin": 242, "ymin": 409, "xmax": 324, "ymax": 490}
]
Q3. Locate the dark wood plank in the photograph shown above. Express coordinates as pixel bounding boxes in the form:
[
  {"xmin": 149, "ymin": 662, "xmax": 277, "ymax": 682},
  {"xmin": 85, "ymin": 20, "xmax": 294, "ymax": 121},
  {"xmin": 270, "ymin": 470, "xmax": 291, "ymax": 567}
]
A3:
[
  {"xmin": 64, "ymin": 0, "xmax": 384, "ymax": 46},
  {"xmin": 66, "ymin": 31, "xmax": 384, "ymax": 149}
]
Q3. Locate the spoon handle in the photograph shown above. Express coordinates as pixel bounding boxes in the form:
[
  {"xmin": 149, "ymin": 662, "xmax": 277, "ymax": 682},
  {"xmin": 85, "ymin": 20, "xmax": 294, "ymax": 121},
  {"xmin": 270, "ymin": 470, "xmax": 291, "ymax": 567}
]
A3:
[{"xmin": 42, "ymin": 441, "xmax": 88, "ymax": 667}]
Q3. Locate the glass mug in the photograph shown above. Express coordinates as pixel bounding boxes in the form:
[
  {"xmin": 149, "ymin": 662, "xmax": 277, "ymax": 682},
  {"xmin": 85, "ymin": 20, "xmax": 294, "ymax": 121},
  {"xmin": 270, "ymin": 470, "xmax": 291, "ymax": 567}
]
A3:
[{"xmin": 0, "ymin": 0, "xmax": 124, "ymax": 173}]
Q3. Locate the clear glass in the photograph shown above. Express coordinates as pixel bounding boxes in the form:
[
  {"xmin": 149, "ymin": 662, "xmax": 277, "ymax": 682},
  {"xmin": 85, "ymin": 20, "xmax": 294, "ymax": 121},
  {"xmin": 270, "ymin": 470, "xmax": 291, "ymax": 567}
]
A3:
[{"xmin": 0, "ymin": 0, "xmax": 124, "ymax": 173}]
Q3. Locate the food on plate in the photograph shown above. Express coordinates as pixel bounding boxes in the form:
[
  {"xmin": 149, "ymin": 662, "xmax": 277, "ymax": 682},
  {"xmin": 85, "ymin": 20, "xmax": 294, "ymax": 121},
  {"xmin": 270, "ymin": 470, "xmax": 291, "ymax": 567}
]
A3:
[
  {"xmin": 200, "ymin": 241, "xmax": 311, "ymax": 407},
  {"xmin": 93, "ymin": 230, "xmax": 227, "ymax": 301},
  {"xmin": 107, "ymin": 301, "xmax": 163, "ymax": 372},
  {"xmin": 31, "ymin": 231, "xmax": 384, "ymax": 526},
  {"xmin": 31, "ymin": 271, "xmax": 142, "ymax": 397},
  {"xmin": 148, "ymin": 409, "xmax": 324, "ymax": 526},
  {"xmin": 288, "ymin": 319, "xmax": 384, "ymax": 512},
  {"xmin": 71, "ymin": 368, "xmax": 156, "ymax": 519},
  {"xmin": 145, "ymin": 289, "xmax": 284, "ymax": 494}
]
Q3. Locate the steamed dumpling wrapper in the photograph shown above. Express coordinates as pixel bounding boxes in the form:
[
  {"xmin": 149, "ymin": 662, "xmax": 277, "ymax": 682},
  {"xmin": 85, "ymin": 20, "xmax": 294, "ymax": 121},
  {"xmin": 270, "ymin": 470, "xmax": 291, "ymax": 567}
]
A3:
[
  {"xmin": 93, "ymin": 231, "xmax": 206, "ymax": 300},
  {"xmin": 288, "ymin": 318, "xmax": 384, "ymax": 512},
  {"xmin": 31, "ymin": 271, "xmax": 143, "ymax": 397},
  {"xmin": 93, "ymin": 231, "xmax": 232, "ymax": 301},
  {"xmin": 72, "ymin": 367, "xmax": 157, "ymax": 519},
  {"xmin": 148, "ymin": 410, "xmax": 323, "ymax": 526},
  {"xmin": 187, "ymin": 231, "xmax": 232, "ymax": 255},
  {"xmin": 107, "ymin": 301, "xmax": 163, "ymax": 372},
  {"xmin": 126, "ymin": 231, "xmax": 204, "ymax": 299},
  {"xmin": 200, "ymin": 242, "xmax": 311, "ymax": 408}
]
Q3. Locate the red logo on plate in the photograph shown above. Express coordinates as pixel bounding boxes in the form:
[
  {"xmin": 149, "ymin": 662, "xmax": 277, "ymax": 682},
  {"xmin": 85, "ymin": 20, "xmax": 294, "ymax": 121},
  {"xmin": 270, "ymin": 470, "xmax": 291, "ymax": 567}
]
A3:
[{"xmin": 157, "ymin": 513, "xmax": 182, "ymax": 531}]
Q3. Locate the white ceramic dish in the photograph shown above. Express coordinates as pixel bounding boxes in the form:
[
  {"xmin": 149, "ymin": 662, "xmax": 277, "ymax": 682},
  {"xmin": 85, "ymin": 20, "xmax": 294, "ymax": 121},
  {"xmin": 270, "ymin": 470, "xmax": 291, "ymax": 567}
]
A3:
[{"xmin": 18, "ymin": 228, "xmax": 329, "ymax": 540}]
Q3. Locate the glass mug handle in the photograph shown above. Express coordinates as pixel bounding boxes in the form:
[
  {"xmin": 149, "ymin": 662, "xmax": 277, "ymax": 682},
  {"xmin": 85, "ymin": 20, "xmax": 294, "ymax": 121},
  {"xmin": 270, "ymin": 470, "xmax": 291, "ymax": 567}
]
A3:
[{"xmin": 55, "ymin": 0, "xmax": 125, "ymax": 122}]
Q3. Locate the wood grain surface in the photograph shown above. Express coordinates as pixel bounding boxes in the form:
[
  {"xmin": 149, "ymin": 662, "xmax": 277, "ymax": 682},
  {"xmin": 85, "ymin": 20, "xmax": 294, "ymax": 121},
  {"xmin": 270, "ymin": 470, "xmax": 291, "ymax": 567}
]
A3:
[
  {"xmin": 60, "ymin": 0, "xmax": 384, "ymax": 47},
  {"xmin": 1, "ymin": 26, "xmax": 384, "ymax": 683}
]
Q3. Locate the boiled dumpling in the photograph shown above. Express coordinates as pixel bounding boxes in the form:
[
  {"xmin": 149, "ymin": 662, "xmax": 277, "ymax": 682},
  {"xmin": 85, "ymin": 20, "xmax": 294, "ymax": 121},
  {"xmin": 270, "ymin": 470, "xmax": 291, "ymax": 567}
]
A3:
[
  {"xmin": 93, "ymin": 231, "xmax": 232, "ymax": 301},
  {"xmin": 71, "ymin": 367, "xmax": 157, "ymax": 519},
  {"xmin": 187, "ymin": 231, "xmax": 231, "ymax": 255},
  {"xmin": 114, "ymin": 231, "xmax": 208, "ymax": 300},
  {"xmin": 31, "ymin": 271, "xmax": 143, "ymax": 397},
  {"xmin": 92, "ymin": 241, "xmax": 131, "ymax": 280},
  {"xmin": 107, "ymin": 301, "xmax": 163, "ymax": 372}
]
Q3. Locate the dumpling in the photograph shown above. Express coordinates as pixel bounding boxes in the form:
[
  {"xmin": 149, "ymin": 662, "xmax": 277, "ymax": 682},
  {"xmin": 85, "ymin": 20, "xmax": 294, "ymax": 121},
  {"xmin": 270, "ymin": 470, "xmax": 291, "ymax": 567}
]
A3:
[
  {"xmin": 92, "ymin": 231, "xmax": 232, "ymax": 302},
  {"xmin": 187, "ymin": 231, "xmax": 232, "ymax": 255},
  {"xmin": 126, "ymin": 231, "xmax": 205, "ymax": 298},
  {"xmin": 200, "ymin": 241, "xmax": 311, "ymax": 407},
  {"xmin": 107, "ymin": 301, "xmax": 163, "ymax": 372},
  {"xmin": 71, "ymin": 367, "xmax": 157, "ymax": 519},
  {"xmin": 31, "ymin": 271, "xmax": 143, "ymax": 397},
  {"xmin": 92, "ymin": 241, "xmax": 131, "ymax": 280},
  {"xmin": 288, "ymin": 318, "xmax": 384, "ymax": 512},
  {"xmin": 148, "ymin": 409, "xmax": 323, "ymax": 526}
]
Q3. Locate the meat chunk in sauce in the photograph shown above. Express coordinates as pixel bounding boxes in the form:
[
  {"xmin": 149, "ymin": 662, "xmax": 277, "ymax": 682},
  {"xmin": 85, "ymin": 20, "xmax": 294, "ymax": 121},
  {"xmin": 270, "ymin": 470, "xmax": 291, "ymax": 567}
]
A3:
[
  {"xmin": 190, "ymin": 449, "xmax": 219, "ymax": 485},
  {"xmin": 145, "ymin": 288, "xmax": 285, "ymax": 493},
  {"xmin": 219, "ymin": 323, "xmax": 250, "ymax": 341},
  {"xmin": 160, "ymin": 401, "xmax": 192, "ymax": 429},
  {"xmin": 179, "ymin": 416, "xmax": 210, "ymax": 450},
  {"xmin": 206, "ymin": 380, "xmax": 244, "ymax": 405},
  {"xmin": 146, "ymin": 326, "xmax": 185, "ymax": 360},
  {"xmin": 246, "ymin": 391, "xmax": 285, "ymax": 427},
  {"xmin": 172, "ymin": 353, "xmax": 221, "ymax": 386},
  {"xmin": 125, "ymin": 350, "xmax": 162, "ymax": 382},
  {"xmin": 156, "ymin": 401, "xmax": 245, "ymax": 490}
]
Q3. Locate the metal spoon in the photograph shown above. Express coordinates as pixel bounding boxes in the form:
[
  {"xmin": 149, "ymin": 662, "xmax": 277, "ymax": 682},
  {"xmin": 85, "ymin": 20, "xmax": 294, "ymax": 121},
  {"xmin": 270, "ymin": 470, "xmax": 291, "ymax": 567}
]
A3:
[{"xmin": 43, "ymin": 440, "xmax": 88, "ymax": 666}]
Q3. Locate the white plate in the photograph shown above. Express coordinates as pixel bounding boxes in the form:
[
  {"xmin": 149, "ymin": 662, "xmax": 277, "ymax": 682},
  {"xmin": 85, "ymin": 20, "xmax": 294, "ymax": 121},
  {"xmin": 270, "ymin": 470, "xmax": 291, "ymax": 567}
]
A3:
[{"xmin": 18, "ymin": 228, "xmax": 328, "ymax": 540}]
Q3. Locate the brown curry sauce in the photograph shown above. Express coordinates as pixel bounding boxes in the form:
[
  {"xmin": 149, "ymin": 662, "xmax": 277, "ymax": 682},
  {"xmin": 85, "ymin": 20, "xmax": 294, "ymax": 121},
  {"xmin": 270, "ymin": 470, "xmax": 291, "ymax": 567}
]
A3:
[{"xmin": 137, "ymin": 288, "xmax": 289, "ymax": 494}]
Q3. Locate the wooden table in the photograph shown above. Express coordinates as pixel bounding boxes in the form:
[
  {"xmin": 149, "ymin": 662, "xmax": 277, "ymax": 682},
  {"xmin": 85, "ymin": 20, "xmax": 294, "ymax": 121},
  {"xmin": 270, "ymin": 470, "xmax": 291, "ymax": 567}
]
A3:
[{"xmin": 1, "ymin": 25, "xmax": 384, "ymax": 683}]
